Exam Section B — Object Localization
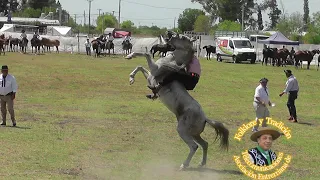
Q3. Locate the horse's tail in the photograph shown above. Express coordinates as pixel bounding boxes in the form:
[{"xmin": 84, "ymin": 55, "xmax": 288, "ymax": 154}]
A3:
[{"xmin": 205, "ymin": 118, "xmax": 229, "ymax": 151}]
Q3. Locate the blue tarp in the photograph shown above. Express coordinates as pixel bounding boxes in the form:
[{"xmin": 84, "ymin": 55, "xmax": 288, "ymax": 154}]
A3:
[{"xmin": 258, "ymin": 31, "xmax": 300, "ymax": 45}]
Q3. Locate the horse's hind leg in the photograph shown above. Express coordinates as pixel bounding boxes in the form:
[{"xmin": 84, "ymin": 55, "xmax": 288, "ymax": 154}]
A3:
[
  {"xmin": 177, "ymin": 121, "xmax": 198, "ymax": 170},
  {"xmin": 193, "ymin": 135, "xmax": 208, "ymax": 167}
]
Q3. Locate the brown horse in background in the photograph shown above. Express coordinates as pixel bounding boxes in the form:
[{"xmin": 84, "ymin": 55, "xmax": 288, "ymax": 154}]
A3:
[
  {"xmin": 41, "ymin": 38, "xmax": 60, "ymax": 53},
  {"xmin": 0, "ymin": 34, "xmax": 5, "ymax": 55},
  {"xmin": 294, "ymin": 49, "xmax": 319, "ymax": 69},
  {"xmin": 276, "ymin": 48, "xmax": 291, "ymax": 67}
]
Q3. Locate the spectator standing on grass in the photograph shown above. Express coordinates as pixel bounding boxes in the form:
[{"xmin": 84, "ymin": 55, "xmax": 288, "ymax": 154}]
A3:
[
  {"xmin": 0, "ymin": 65, "xmax": 17, "ymax": 127},
  {"xmin": 85, "ymin": 38, "xmax": 91, "ymax": 56},
  {"xmin": 279, "ymin": 70, "xmax": 299, "ymax": 123},
  {"xmin": 252, "ymin": 78, "xmax": 273, "ymax": 132}
]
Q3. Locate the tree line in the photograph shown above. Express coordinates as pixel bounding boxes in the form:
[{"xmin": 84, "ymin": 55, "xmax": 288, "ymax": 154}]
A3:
[{"xmin": 1, "ymin": 0, "xmax": 320, "ymax": 43}]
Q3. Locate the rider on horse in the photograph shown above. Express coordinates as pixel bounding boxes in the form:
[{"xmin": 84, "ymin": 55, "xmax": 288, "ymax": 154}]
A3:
[
  {"xmin": 123, "ymin": 34, "xmax": 131, "ymax": 44},
  {"xmin": 33, "ymin": 31, "xmax": 40, "ymax": 40},
  {"xmin": 20, "ymin": 30, "xmax": 27, "ymax": 41},
  {"xmin": 106, "ymin": 33, "xmax": 114, "ymax": 44},
  {"xmin": 146, "ymin": 51, "xmax": 201, "ymax": 100}
]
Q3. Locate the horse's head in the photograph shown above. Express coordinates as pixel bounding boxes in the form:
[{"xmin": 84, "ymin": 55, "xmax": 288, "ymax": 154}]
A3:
[
  {"xmin": 0, "ymin": 34, "xmax": 4, "ymax": 39},
  {"xmin": 166, "ymin": 31, "xmax": 196, "ymax": 52},
  {"xmin": 312, "ymin": 49, "xmax": 319, "ymax": 55}
]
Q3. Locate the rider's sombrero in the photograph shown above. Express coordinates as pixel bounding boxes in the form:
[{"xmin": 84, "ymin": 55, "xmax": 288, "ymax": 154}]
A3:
[{"xmin": 250, "ymin": 127, "xmax": 281, "ymax": 142}]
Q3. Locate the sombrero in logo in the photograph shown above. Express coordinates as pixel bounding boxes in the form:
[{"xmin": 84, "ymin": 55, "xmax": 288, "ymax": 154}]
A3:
[{"xmin": 250, "ymin": 127, "xmax": 281, "ymax": 142}]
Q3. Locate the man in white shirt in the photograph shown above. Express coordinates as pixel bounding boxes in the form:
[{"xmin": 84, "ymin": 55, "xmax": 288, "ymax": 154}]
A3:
[
  {"xmin": 84, "ymin": 38, "xmax": 91, "ymax": 56},
  {"xmin": 279, "ymin": 70, "xmax": 299, "ymax": 122},
  {"xmin": 106, "ymin": 33, "xmax": 114, "ymax": 42},
  {"xmin": 252, "ymin": 78, "xmax": 273, "ymax": 132},
  {"xmin": 0, "ymin": 65, "xmax": 17, "ymax": 127}
]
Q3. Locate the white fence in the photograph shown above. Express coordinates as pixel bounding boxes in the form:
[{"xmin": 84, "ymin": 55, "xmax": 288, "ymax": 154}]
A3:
[
  {"xmin": 1, "ymin": 32, "xmax": 160, "ymax": 54},
  {"xmin": 1, "ymin": 32, "xmax": 320, "ymax": 65}
]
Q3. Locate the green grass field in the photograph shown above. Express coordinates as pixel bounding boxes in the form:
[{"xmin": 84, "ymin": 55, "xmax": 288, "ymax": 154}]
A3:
[{"xmin": 0, "ymin": 53, "xmax": 319, "ymax": 180}]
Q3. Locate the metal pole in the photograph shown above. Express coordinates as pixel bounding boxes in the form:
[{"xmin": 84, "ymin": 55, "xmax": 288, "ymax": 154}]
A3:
[
  {"xmin": 87, "ymin": 0, "xmax": 93, "ymax": 36},
  {"xmin": 241, "ymin": 4, "xmax": 244, "ymax": 31},
  {"xmin": 118, "ymin": 0, "xmax": 121, "ymax": 28},
  {"xmin": 97, "ymin": 8, "xmax": 102, "ymax": 17}
]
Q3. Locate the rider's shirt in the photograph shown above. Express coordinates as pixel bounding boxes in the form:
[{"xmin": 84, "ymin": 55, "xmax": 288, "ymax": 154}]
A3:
[
  {"xmin": 124, "ymin": 36, "xmax": 131, "ymax": 41},
  {"xmin": 187, "ymin": 56, "xmax": 201, "ymax": 76},
  {"xmin": 107, "ymin": 35, "xmax": 114, "ymax": 41},
  {"xmin": 21, "ymin": 33, "xmax": 27, "ymax": 38}
]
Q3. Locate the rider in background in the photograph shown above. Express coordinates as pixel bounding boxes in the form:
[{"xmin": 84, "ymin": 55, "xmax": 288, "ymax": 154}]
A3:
[
  {"xmin": 123, "ymin": 34, "xmax": 131, "ymax": 43},
  {"xmin": 20, "ymin": 30, "xmax": 27, "ymax": 40},
  {"xmin": 106, "ymin": 33, "xmax": 114, "ymax": 42},
  {"xmin": 33, "ymin": 30, "xmax": 40, "ymax": 40}
]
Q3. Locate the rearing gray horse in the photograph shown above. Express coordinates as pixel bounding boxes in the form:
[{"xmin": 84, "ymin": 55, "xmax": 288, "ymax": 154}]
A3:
[{"xmin": 129, "ymin": 32, "xmax": 229, "ymax": 170}]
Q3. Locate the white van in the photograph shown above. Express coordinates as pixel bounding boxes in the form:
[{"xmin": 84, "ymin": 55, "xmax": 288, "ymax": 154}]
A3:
[{"xmin": 215, "ymin": 37, "xmax": 257, "ymax": 64}]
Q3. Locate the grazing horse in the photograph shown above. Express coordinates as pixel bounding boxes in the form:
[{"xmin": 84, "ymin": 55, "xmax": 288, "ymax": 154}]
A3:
[
  {"xmin": 122, "ymin": 40, "xmax": 132, "ymax": 56},
  {"xmin": 20, "ymin": 37, "xmax": 28, "ymax": 53},
  {"xmin": 294, "ymin": 50, "xmax": 319, "ymax": 69},
  {"xmin": 31, "ymin": 36, "xmax": 42, "ymax": 54},
  {"xmin": 8, "ymin": 36, "xmax": 20, "ymax": 52},
  {"xmin": 0, "ymin": 34, "xmax": 5, "ymax": 55},
  {"xmin": 202, "ymin": 45, "xmax": 216, "ymax": 60},
  {"xmin": 41, "ymin": 37, "xmax": 60, "ymax": 53},
  {"xmin": 149, "ymin": 43, "xmax": 175, "ymax": 58},
  {"xmin": 128, "ymin": 31, "xmax": 229, "ymax": 170},
  {"xmin": 106, "ymin": 40, "xmax": 115, "ymax": 56}
]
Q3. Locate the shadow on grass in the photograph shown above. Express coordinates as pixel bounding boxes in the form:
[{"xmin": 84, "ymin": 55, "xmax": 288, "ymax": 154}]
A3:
[
  {"xmin": 297, "ymin": 122, "xmax": 314, "ymax": 126},
  {"xmin": 11, "ymin": 126, "xmax": 31, "ymax": 129},
  {"xmin": 184, "ymin": 167, "xmax": 242, "ymax": 175}
]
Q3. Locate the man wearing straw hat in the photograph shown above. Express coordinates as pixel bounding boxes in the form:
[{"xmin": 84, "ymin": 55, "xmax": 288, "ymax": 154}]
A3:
[
  {"xmin": 252, "ymin": 78, "xmax": 273, "ymax": 132},
  {"xmin": 248, "ymin": 127, "xmax": 281, "ymax": 166}
]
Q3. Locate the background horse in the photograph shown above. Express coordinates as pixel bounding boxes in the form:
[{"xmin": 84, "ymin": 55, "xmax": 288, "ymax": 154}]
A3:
[
  {"xmin": 276, "ymin": 48, "xmax": 291, "ymax": 67},
  {"xmin": 41, "ymin": 38, "xmax": 60, "ymax": 53},
  {"xmin": 106, "ymin": 41, "xmax": 115, "ymax": 56},
  {"xmin": 122, "ymin": 40, "xmax": 132, "ymax": 56},
  {"xmin": 31, "ymin": 37, "xmax": 42, "ymax": 54},
  {"xmin": 91, "ymin": 39, "xmax": 106, "ymax": 57},
  {"xmin": 0, "ymin": 34, "xmax": 5, "ymax": 55},
  {"xmin": 8, "ymin": 36, "xmax": 20, "ymax": 52},
  {"xmin": 128, "ymin": 31, "xmax": 229, "ymax": 170},
  {"xmin": 262, "ymin": 47, "xmax": 278, "ymax": 66},
  {"xmin": 149, "ymin": 43, "xmax": 175, "ymax": 58},
  {"xmin": 202, "ymin": 45, "xmax": 216, "ymax": 60},
  {"xmin": 20, "ymin": 37, "xmax": 28, "ymax": 53},
  {"xmin": 294, "ymin": 49, "xmax": 319, "ymax": 69}
]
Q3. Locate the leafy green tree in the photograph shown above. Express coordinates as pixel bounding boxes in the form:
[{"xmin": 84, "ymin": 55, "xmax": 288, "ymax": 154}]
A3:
[
  {"xmin": 267, "ymin": 0, "xmax": 281, "ymax": 29},
  {"xmin": 191, "ymin": 0, "xmax": 255, "ymax": 26},
  {"xmin": 27, "ymin": 0, "xmax": 56, "ymax": 10},
  {"xmin": 177, "ymin": 8, "xmax": 205, "ymax": 32},
  {"xmin": 96, "ymin": 14, "xmax": 118, "ymax": 33},
  {"xmin": 121, "ymin": 20, "xmax": 135, "ymax": 31},
  {"xmin": 303, "ymin": 12, "xmax": 320, "ymax": 44},
  {"xmin": 215, "ymin": 20, "xmax": 241, "ymax": 31},
  {"xmin": 276, "ymin": 12, "xmax": 304, "ymax": 38},
  {"xmin": 194, "ymin": 15, "xmax": 211, "ymax": 33}
]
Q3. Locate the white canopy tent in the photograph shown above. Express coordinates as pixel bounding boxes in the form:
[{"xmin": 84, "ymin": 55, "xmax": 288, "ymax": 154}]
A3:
[{"xmin": 46, "ymin": 26, "xmax": 72, "ymax": 36}]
